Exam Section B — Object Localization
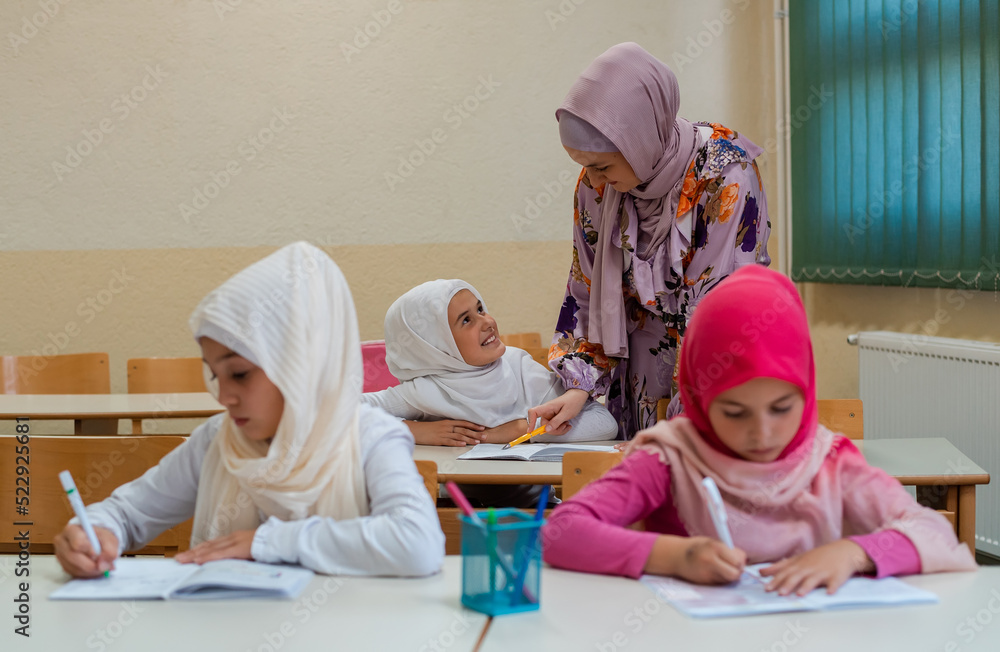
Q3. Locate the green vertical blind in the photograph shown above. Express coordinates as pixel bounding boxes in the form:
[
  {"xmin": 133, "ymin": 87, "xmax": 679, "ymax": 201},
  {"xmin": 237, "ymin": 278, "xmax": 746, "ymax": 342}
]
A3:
[{"xmin": 789, "ymin": 0, "xmax": 999, "ymax": 289}]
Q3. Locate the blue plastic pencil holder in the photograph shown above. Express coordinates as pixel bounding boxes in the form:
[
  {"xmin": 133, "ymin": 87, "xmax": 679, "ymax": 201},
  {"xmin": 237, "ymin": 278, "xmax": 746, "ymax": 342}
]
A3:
[{"xmin": 458, "ymin": 508, "xmax": 545, "ymax": 616}]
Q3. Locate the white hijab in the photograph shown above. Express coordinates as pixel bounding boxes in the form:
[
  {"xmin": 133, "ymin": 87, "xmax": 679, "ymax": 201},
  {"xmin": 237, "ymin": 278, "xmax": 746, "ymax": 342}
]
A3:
[
  {"xmin": 188, "ymin": 242, "xmax": 368, "ymax": 545},
  {"xmin": 384, "ymin": 280, "xmax": 563, "ymax": 427}
]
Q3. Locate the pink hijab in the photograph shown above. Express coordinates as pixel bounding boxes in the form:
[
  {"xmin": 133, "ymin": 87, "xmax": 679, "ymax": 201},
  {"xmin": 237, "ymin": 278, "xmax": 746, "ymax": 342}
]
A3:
[
  {"xmin": 628, "ymin": 266, "xmax": 976, "ymax": 572},
  {"xmin": 557, "ymin": 43, "xmax": 699, "ymax": 357}
]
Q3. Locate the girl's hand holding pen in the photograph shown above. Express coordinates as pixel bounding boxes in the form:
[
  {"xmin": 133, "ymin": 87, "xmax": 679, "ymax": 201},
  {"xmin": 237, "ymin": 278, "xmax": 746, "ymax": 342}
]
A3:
[
  {"xmin": 54, "ymin": 524, "xmax": 119, "ymax": 578},
  {"xmin": 527, "ymin": 388, "xmax": 588, "ymax": 437}
]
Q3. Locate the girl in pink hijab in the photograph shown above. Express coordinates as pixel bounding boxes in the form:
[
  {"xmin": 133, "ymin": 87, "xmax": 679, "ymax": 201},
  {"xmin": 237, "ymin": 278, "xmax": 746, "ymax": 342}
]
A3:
[
  {"xmin": 530, "ymin": 43, "xmax": 771, "ymax": 440},
  {"xmin": 543, "ymin": 266, "xmax": 976, "ymax": 595}
]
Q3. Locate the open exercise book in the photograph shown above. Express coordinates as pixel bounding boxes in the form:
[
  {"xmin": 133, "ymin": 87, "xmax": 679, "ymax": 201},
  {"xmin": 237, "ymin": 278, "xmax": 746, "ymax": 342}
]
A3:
[
  {"xmin": 50, "ymin": 558, "xmax": 314, "ymax": 601},
  {"xmin": 456, "ymin": 443, "xmax": 618, "ymax": 462},
  {"xmin": 640, "ymin": 564, "xmax": 937, "ymax": 618}
]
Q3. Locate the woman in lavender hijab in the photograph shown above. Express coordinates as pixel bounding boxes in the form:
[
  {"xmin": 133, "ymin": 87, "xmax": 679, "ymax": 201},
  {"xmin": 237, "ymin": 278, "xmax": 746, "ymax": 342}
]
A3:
[{"xmin": 528, "ymin": 43, "xmax": 771, "ymax": 440}]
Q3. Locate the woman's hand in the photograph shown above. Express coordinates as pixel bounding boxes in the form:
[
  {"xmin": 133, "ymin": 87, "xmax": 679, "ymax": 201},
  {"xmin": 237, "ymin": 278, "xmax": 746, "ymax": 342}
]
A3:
[
  {"xmin": 528, "ymin": 389, "xmax": 589, "ymax": 437},
  {"xmin": 54, "ymin": 524, "xmax": 120, "ymax": 578},
  {"xmin": 644, "ymin": 535, "xmax": 746, "ymax": 584},
  {"xmin": 760, "ymin": 539, "xmax": 874, "ymax": 596},
  {"xmin": 175, "ymin": 529, "xmax": 257, "ymax": 564},
  {"xmin": 405, "ymin": 419, "xmax": 486, "ymax": 446}
]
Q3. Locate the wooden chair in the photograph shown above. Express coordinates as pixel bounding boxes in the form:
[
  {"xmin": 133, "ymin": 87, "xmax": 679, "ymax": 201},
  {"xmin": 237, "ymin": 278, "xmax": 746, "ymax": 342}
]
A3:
[
  {"xmin": 817, "ymin": 398, "xmax": 863, "ymax": 439},
  {"xmin": 126, "ymin": 357, "xmax": 205, "ymax": 433},
  {"xmin": 562, "ymin": 450, "xmax": 624, "ymax": 500},
  {"xmin": 500, "ymin": 332, "xmax": 549, "ymax": 367},
  {"xmin": 0, "ymin": 435, "xmax": 192, "ymax": 555},
  {"xmin": 1, "ymin": 352, "xmax": 114, "ymax": 434},
  {"xmin": 414, "ymin": 460, "xmax": 464, "ymax": 555}
]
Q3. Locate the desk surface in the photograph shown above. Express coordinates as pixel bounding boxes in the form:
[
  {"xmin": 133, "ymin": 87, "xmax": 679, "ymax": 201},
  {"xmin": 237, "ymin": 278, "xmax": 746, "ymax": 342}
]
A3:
[
  {"xmin": 856, "ymin": 438, "xmax": 990, "ymax": 485},
  {"xmin": 415, "ymin": 437, "xmax": 990, "ymax": 486},
  {"xmin": 483, "ymin": 565, "xmax": 1000, "ymax": 652},
  {"xmin": 413, "ymin": 444, "xmax": 562, "ymax": 484},
  {"xmin": 0, "ymin": 393, "xmax": 224, "ymax": 420},
  {"xmin": 1, "ymin": 556, "xmax": 486, "ymax": 651},
  {"xmin": 9, "ymin": 557, "xmax": 999, "ymax": 652}
]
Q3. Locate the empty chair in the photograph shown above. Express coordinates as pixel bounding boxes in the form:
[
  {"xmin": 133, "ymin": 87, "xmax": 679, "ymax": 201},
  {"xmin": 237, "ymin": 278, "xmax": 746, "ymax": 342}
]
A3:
[
  {"xmin": 127, "ymin": 357, "xmax": 206, "ymax": 434},
  {"xmin": 1, "ymin": 352, "xmax": 113, "ymax": 434}
]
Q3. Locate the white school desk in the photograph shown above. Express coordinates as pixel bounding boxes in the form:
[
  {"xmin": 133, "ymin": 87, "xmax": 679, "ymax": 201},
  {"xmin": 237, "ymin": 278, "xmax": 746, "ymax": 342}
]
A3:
[
  {"xmin": 482, "ymin": 566, "xmax": 1000, "ymax": 652},
  {"xmin": 0, "ymin": 556, "xmax": 487, "ymax": 652},
  {"xmin": 0, "ymin": 393, "xmax": 224, "ymax": 434},
  {"xmin": 417, "ymin": 438, "xmax": 989, "ymax": 550},
  {"xmin": 856, "ymin": 438, "xmax": 990, "ymax": 551}
]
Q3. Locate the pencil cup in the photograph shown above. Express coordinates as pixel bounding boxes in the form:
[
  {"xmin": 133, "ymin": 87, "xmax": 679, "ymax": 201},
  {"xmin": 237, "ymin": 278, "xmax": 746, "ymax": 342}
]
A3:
[{"xmin": 459, "ymin": 508, "xmax": 544, "ymax": 616}]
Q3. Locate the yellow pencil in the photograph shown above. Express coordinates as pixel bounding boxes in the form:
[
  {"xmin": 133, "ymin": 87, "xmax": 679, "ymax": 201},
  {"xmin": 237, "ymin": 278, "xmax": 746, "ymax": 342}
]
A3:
[{"xmin": 502, "ymin": 423, "xmax": 547, "ymax": 450}]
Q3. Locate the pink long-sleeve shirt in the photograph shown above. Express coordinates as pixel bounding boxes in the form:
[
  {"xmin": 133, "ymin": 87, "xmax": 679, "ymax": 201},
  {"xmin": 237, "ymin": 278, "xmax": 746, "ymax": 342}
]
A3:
[{"xmin": 543, "ymin": 449, "xmax": 921, "ymax": 579}]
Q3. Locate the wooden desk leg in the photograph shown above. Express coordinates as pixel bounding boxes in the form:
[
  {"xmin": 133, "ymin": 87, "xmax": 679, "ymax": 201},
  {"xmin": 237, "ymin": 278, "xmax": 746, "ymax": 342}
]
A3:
[
  {"xmin": 132, "ymin": 418, "xmax": 143, "ymax": 434},
  {"xmin": 74, "ymin": 418, "xmax": 82, "ymax": 435},
  {"xmin": 958, "ymin": 485, "xmax": 977, "ymax": 552}
]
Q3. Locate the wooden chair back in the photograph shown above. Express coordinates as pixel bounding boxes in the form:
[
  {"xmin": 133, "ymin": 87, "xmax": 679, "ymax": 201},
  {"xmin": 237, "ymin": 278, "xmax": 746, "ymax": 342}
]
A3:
[
  {"xmin": 127, "ymin": 357, "xmax": 205, "ymax": 394},
  {"xmin": 499, "ymin": 332, "xmax": 542, "ymax": 348},
  {"xmin": 562, "ymin": 450, "xmax": 624, "ymax": 500},
  {"xmin": 1, "ymin": 352, "xmax": 110, "ymax": 394},
  {"xmin": 499, "ymin": 332, "xmax": 549, "ymax": 367},
  {"xmin": 817, "ymin": 399, "xmax": 864, "ymax": 439},
  {"xmin": 414, "ymin": 460, "xmax": 438, "ymax": 502},
  {"xmin": 656, "ymin": 398, "xmax": 669, "ymax": 422},
  {"xmin": 0, "ymin": 435, "xmax": 192, "ymax": 555}
]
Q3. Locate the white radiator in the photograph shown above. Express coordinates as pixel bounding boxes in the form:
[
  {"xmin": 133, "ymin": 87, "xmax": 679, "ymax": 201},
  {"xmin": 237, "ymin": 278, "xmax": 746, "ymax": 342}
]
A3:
[{"xmin": 854, "ymin": 331, "xmax": 1000, "ymax": 557}]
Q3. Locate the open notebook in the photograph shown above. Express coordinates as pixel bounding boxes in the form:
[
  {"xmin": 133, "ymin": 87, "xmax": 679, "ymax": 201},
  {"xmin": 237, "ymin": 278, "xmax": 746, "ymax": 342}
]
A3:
[
  {"xmin": 456, "ymin": 443, "xmax": 618, "ymax": 462},
  {"xmin": 50, "ymin": 558, "xmax": 314, "ymax": 601},
  {"xmin": 639, "ymin": 565, "xmax": 937, "ymax": 618}
]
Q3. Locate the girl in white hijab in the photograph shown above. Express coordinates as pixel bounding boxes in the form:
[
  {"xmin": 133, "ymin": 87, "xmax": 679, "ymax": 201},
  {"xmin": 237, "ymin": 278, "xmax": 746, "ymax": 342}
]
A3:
[
  {"xmin": 54, "ymin": 243, "xmax": 444, "ymax": 578},
  {"xmin": 363, "ymin": 279, "xmax": 617, "ymax": 446}
]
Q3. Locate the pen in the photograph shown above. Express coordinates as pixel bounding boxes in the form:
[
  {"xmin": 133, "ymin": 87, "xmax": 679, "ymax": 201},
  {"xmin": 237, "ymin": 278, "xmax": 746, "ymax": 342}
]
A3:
[
  {"xmin": 501, "ymin": 418, "xmax": 547, "ymax": 450},
  {"xmin": 512, "ymin": 484, "xmax": 548, "ymax": 602},
  {"xmin": 700, "ymin": 476, "xmax": 734, "ymax": 548},
  {"xmin": 59, "ymin": 470, "xmax": 109, "ymax": 576}
]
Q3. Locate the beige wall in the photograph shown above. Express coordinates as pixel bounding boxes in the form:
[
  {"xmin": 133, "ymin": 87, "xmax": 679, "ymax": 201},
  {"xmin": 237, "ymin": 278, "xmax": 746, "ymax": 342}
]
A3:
[
  {"xmin": 1, "ymin": 0, "xmax": 778, "ymax": 391},
  {"xmin": 5, "ymin": 1, "xmax": 992, "ymax": 404}
]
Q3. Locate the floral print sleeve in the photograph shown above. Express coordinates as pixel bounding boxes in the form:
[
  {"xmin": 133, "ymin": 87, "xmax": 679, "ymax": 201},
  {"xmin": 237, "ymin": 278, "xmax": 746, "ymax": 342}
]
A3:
[{"xmin": 548, "ymin": 170, "xmax": 619, "ymax": 397}]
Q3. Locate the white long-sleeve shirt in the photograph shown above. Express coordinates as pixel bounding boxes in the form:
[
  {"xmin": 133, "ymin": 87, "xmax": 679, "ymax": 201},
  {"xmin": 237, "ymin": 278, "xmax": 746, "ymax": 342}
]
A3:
[
  {"xmin": 361, "ymin": 388, "xmax": 618, "ymax": 442},
  {"xmin": 80, "ymin": 405, "xmax": 445, "ymax": 577}
]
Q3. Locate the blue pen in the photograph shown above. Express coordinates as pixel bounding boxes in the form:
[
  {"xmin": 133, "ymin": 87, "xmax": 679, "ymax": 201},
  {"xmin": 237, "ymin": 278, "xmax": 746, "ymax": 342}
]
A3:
[{"xmin": 512, "ymin": 484, "xmax": 549, "ymax": 603}]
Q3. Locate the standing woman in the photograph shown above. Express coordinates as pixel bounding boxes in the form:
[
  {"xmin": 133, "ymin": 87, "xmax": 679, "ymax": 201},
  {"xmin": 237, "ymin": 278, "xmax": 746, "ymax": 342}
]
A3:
[{"xmin": 529, "ymin": 43, "xmax": 771, "ymax": 439}]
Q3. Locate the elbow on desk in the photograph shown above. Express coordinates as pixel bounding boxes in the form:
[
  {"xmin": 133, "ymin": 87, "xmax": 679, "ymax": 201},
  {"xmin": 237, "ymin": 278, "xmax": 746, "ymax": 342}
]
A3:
[{"xmin": 386, "ymin": 515, "xmax": 446, "ymax": 577}]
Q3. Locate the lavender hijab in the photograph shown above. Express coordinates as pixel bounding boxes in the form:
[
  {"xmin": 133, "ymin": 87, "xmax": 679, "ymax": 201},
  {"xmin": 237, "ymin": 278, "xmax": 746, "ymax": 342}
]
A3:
[{"xmin": 557, "ymin": 43, "xmax": 699, "ymax": 357}]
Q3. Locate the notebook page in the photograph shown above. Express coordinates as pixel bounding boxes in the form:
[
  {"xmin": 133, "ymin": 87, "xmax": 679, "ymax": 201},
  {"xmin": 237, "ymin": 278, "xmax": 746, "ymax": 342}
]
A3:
[
  {"xmin": 50, "ymin": 559, "xmax": 199, "ymax": 600},
  {"xmin": 170, "ymin": 560, "xmax": 314, "ymax": 599}
]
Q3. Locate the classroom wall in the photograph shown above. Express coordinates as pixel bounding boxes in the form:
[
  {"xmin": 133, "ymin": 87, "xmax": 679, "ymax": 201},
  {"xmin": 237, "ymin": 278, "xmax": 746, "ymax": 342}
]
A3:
[
  {"xmin": 1, "ymin": 0, "xmax": 779, "ymax": 392},
  {"xmin": 10, "ymin": 1, "xmax": 993, "ymax": 405}
]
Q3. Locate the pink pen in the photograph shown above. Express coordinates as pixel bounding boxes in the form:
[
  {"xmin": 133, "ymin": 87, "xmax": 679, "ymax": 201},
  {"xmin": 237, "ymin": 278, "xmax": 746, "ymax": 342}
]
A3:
[{"xmin": 445, "ymin": 482, "xmax": 485, "ymax": 527}]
